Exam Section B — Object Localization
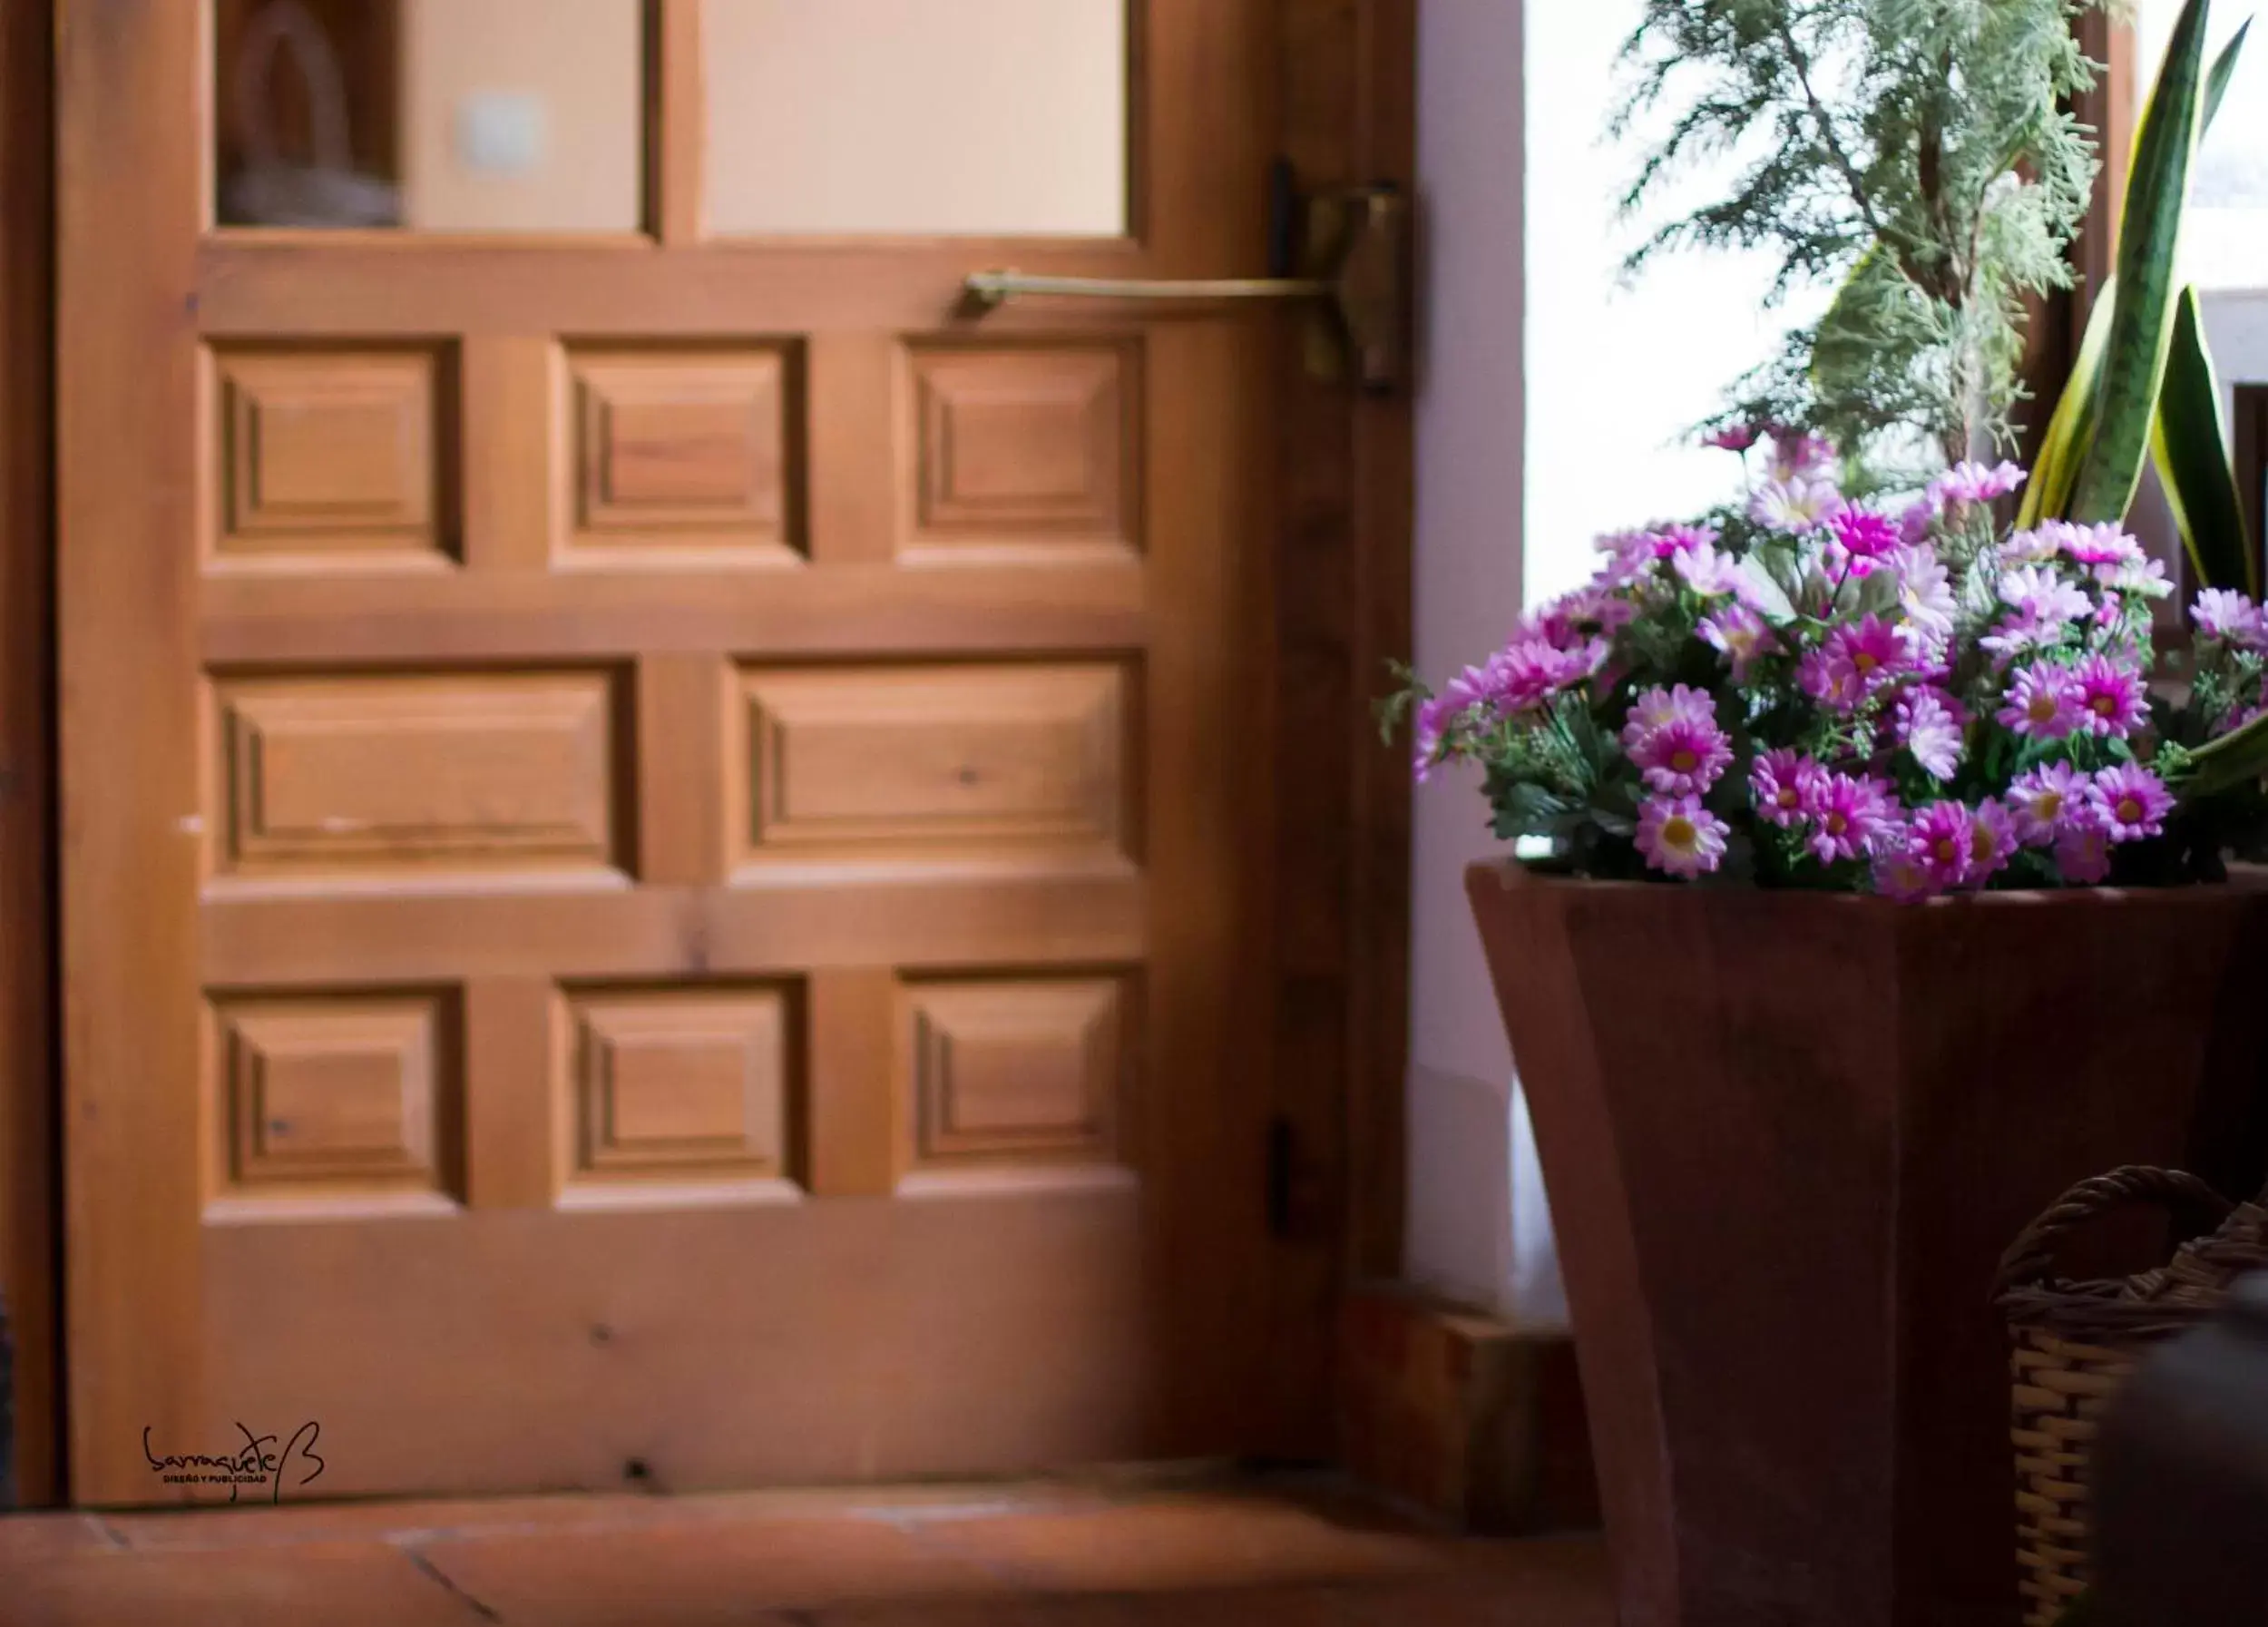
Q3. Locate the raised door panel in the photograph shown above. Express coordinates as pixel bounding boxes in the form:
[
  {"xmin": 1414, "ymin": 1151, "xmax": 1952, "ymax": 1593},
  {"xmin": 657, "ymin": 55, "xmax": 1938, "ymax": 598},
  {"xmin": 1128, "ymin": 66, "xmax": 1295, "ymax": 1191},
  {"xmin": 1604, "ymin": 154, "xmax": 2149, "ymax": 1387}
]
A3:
[
  {"xmin": 734, "ymin": 663, "xmax": 1130, "ymax": 867},
  {"xmin": 210, "ymin": 672, "xmax": 624, "ymax": 879}
]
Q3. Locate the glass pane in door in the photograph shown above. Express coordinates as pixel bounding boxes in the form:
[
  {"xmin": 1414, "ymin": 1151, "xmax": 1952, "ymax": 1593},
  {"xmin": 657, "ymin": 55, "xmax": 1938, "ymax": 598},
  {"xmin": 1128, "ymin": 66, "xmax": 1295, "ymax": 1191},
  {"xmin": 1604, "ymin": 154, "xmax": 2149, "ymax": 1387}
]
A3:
[
  {"xmin": 703, "ymin": 0, "xmax": 1129, "ymax": 237},
  {"xmin": 213, "ymin": 0, "xmax": 642, "ymax": 232}
]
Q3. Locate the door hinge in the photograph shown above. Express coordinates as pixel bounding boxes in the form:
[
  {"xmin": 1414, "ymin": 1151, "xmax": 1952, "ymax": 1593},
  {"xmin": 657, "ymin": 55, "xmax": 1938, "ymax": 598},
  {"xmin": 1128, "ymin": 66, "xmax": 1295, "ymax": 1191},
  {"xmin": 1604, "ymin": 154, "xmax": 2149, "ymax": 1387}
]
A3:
[{"xmin": 1266, "ymin": 1116, "xmax": 1297, "ymax": 1240}]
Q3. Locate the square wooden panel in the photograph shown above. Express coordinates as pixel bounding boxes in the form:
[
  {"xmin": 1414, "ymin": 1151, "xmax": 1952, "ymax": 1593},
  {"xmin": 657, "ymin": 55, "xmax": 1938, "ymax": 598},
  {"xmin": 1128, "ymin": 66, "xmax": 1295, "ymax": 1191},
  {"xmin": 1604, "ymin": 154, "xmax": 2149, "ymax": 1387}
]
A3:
[
  {"xmin": 563, "ymin": 346, "xmax": 803, "ymax": 564},
  {"xmin": 208, "ymin": 991, "xmax": 462, "ymax": 1212},
  {"xmin": 900, "ymin": 975, "xmax": 1131, "ymax": 1187},
  {"xmin": 905, "ymin": 341, "xmax": 1138, "ymax": 560},
  {"xmin": 733, "ymin": 662, "xmax": 1131, "ymax": 867},
  {"xmin": 210, "ymin": 346, "xmax": 455, "ymax": 568},
  {"xmin": 556, "ymin": 987, "xmax": 802, "ymax": 1202},
  {"xmin": 209, "ymin": 671, "xmax": 625, "ymax": 880}
]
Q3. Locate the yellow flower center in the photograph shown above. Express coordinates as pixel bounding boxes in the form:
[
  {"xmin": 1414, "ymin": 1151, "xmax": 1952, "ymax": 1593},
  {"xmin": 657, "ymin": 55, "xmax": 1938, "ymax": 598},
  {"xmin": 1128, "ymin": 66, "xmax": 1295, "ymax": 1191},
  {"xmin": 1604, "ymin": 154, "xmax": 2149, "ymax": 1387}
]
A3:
[
  {"xmin": 2038, "ymin": 790, "xmax": 2063, "ymax": 822},
  {"xmin": 2091, "ymin": 693, "xmax": 2116, "ymax": 717},
  {"xmin": 1854, "ymin": 652, "xmax": 1880, "ymax": 672},
  {"xmin": 2116, "ymin": 796, "xmax": 2143, "ymax": 824},
  {"xmin": 2028, "ymin": 693, "xmax": 2058, "ymax": 722},
  {"xmin": 1971, "ymin": 827, "xmax": 1998, "ymax": 862},
  {"xmin": 1823, "ymin": 811, "xmax": 1848, "ymax": 836},
  {"xmin": 1775, "ymin": 787, "xmax": 1801, "ymax": 809},
  {"xmin": 1663, "ymin": 815, "xmax": 1696, "ymax": 849},
  {"xmin": 1933, "ymin": 837, "xmax": 1961, "ymax": 866},
  {"xmin": 1670, "ymin": 748, "xmax": 1698, "ymax": 773}
]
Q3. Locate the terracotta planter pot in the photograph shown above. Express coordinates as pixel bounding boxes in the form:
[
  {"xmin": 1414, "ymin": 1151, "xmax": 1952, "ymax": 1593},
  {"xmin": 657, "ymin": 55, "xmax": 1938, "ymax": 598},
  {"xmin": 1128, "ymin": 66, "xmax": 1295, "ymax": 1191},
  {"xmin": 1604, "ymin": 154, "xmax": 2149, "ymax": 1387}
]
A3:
[{"xmin": 1466, "ymin": 862, "xmax": 2268, "ymax": 1627}]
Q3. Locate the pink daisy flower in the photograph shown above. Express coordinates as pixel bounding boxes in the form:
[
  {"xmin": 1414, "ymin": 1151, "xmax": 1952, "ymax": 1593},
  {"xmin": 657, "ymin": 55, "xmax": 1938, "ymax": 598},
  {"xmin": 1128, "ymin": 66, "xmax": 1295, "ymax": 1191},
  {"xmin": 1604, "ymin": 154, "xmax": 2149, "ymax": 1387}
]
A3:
[
  {"xmin": 1704, "ymin": 424, "xmax": 1760, "ymax": 452},
  {"xmin": 2055, "ymin": 814, "xmax": 2115, "ymax": 885},
  {"xmin": 1899, "ymin": 499, "xmax": 1938, "ymax": 545},
  {"xmin": 1829, "ymin": 507, "xmax": 1901, "ymax": 563},
  {"xmin": 1766, "ymin": 428, "xmax": 1837, "ymax": 482},
  {"xmin": 1931, "ymin": 460, "xmax": 2028, "ymax": 507},
  {"xmin": 1816, "ymin": 615, "xmax": 1911, "ymax": 709},
  {"xmin": 1750, "ymin": 476, "xmax": 1845, "ymax": 535},
  {"xmin": 1646, "ymin": 522, "xmax": 1719, "ymax": 559},
  {"xmin": 1968, "ymin": 798, "xmax": 2019, "ymax": 883},
  {"xmin": 1671, "ymin": 539, "xmax": 1749, "ymax": 599},
  {"xmin": 1999, "ymin": 527, "xmax": 2062, "ymax": 564},
  {"xmin": 1871, "ymin": 841, "xmax": 1942, "ymax": 903},
  {"xmin": 1620, "ymin": 683, "xmax": 1715, "ymax": 747},
  {"xmin": 1895, "ymin": 686, "xmax": 1966, "ymax": 781},
  {"xmin": 1629, "ymin": 716, "xmax": 1734, "ymax": 796},
  {"xmin": 1698, "ymin": 603, "xmax": 1774, "ymax": 681},
  {"xmin": 2088, "ymin": 764, "xmax": 2175, "ymax": 842},
  {"xmin": 2098, "ymin": 555, "xmax": 2174, "ymax": 600},
  {"xmin": 1890, "ymin": 544, "xmax": 1956, "ymax": 636},
  {"xmin": 2073, "ymin": 654, "xmax": 2148, "ymax": 739},
  {"xmin": 1802, "ymin": 771, "xmax": 1898, "ymax": 866},
  {"xmin": 2006, "ymin": 762, "xmax": 2089, "ymax": 847},
  {"xmin": 2194, "ymin": 589, "xmax": 2268, "ymax": 650},
  {"xmin": 1749, "ymin": 748, "xmax": 1823, "ymax": 829},
  {"xmin": 1998, "ymin": 565, "xmax": 2093, "ymax": 628},
  {"xmin": 2059, "ymin": 522, "xmax": 2145, "ymax": 568},
  {"xmin": 1909, "ymin": 800, "xmax": 1977, "ymax": 891},
  {"xmin": 1635, "ymin": 794, "xmax": 1730, "ymax": 880},
  {"xmin": 1996, "ymin": 663, "xmax": 2084, "ymax": 740}
]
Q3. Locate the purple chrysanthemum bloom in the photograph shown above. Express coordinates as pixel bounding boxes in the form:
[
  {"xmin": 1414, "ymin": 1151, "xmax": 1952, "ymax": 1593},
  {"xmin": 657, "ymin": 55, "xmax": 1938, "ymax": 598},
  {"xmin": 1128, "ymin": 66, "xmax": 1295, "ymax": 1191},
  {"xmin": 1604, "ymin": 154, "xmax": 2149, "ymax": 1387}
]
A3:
[
  {"xmin": 1526, "ymin": 585, "xmax": 1637, "ymax": 652},
  {"xmin": 1908, "ymin": 800, "xmax": 1978, "ymax": 891},
  {"xmin": 1890, "ymin": 544, "xmax": 1957, "ymax": 636},
  {"xmin": 1872, "ymin": 838, "xmax": 1941, "ymax": 903},
  {"xmin": 1999, "ymin": 526, "xmax": 2062, "ymax": 564},
  {"xmin": 2073, "ymin": 653, "xmax": 2148, "ymax": 738},
  {"xmin": 1750, "ymin": 476, "xmax": 1845, "ymax": 535},
  {"xmin": 1766, "ymin": 428, "xmax": 1837, "ymax": 483},
  {"xmin": 1749, "ymin": 748, "xmax": 1823, "ymax": 829},
  {"xmin": 1592, "ymin": 530, "xmax": 1657, "ymax": 585},
  {"xmin": 1996, "ymin": 663, "xmax": 2084, "ymax": 740},
  {"xmin": 2194, "ymin": 588, "xmax": 2268, "ymax": 650},
  {"xmin": 1698, "ymin": 602, "xmax": 1774, "ymax": 681},
  {"xmin": 2007, "ymin": 762, "xmax": 2089, "ymax": 847},
  {"xmin": 2059, "ymin": 521, "xmax": 2145, "ymax": 568},
  {"xmin": 1643, "ymin": 522, "xmax": 1719, "ymax": 560},
  {"xmin": 1629, "ymin": 716, "xmax": 1733, "ymax": 797},
  {"xmin": 2089, "ymin": 764, "xmax": 2175, "ymax": 842},
  {"xmin": 1999, "ymin": 564, "xmax": 2093, "ymax": 628},
  {"xmin": 1899, "ymin": 499, "xmax": 1939, "ymax": 546},
  {"xmin": 1895, "ymin": 686, "xmax": 1966, "ymax": 781},
  {"xmin": 2097, "ymin": 555, "xmax": 2173, "ymax": 600},
  {"xmin": 1802, "ymin": 771, "xmax": 1897, "ymax": 866},
  {"xmin": 1930, "ymin": 460, "xmax": 2028, "ymax": 507},
  {"xmin": 1817, "ymin": 614, "xmax": 1911, "ymax": 709},
  {"xmin": 1830, "ymin": 507, "xmax": 1902, "ymax": 563},
  {"xmin": 1635, "ymin": 794, "xmax": 1729, "ymax": 880},
  {"xmin": 1704, "ymin": 424, "xmax": 1761, "ymax": 452},
  {"xmin": 1467, "ymin": 637, "xmax": 1593, "ymax": 718},
  {"xmin": 1671, "ymin": 539, "xmax": 1748, "ymax": 599},
  {"xmin": 2055, "ymin": 812, "xmax": 2115, "ymax": 885},
  {"xmin": 1968, "ymin": 798, "xmax": 2019, "ymax": 883},
  {"xmin": 1620, "ymin": 683, "xmax": 1715, "ymax": 747}
]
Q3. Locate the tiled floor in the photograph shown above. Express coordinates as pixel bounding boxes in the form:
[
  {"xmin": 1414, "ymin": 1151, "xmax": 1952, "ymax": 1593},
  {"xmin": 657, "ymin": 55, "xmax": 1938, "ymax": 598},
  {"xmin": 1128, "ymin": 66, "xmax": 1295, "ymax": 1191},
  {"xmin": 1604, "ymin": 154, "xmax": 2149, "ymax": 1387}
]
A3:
[{"xmin": 0, "ymin": 1474, "xmax": 1611, "ymax": 1626}]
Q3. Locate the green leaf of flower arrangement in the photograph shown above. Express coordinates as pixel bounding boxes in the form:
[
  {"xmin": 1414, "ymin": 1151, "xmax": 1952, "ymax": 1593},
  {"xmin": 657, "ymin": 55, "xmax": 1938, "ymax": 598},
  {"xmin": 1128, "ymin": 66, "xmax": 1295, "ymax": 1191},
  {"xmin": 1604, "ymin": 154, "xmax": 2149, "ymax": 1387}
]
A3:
[
  {"xmin": 2068, "ymin": 0, "xmax": 2214, "ymax": 524},
  {"xmin": 2019, "ymin": 277, "xmax": 2114, "ymax": 530},
  {"xmin": 2175, "ymin": 708, "xmax": 2268, "ymax": 804},
  {"xmin": 2154, "ymin": 283, "xmax": 2258, "ymax": 593}
]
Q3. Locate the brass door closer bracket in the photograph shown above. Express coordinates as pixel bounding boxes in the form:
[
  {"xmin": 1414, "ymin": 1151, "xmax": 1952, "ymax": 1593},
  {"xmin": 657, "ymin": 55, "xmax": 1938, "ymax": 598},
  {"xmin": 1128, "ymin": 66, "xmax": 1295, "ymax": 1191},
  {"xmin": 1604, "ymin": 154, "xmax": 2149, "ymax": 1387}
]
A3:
[{"xmin": 962, "ymin": 168, "xmax": 1411, "ymax": 395}]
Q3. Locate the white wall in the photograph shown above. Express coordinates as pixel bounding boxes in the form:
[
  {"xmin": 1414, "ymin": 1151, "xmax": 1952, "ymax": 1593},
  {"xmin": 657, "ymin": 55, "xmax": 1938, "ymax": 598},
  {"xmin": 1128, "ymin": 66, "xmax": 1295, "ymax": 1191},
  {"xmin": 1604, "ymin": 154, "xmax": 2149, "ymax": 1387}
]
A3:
[{"xmin": 1407, "ymin": 0, "xmax": 1814, "ymax": 1326}]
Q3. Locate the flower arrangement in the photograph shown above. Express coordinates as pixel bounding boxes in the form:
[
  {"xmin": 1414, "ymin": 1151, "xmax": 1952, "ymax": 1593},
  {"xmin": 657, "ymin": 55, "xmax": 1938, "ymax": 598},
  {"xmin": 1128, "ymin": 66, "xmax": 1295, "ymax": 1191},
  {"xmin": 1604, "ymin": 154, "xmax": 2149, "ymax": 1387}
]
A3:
[
  {"xmin": 1392, "ymin": 429, "xmax": 2268, "ymax": 897},
  {"xmin": 1393, "ymin": 0, "xmax": 2268, "ymax": 900}
]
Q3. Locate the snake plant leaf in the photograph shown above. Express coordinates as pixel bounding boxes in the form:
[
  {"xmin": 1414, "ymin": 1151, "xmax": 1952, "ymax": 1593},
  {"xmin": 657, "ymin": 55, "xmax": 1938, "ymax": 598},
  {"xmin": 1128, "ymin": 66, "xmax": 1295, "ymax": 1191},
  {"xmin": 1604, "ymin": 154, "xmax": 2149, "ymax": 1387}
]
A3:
[
  {"xmin": 2067, "ymin": 0, "xmax": 2214, "ymax": 524},
  {"xmin": 2020, "ymin": 276, "xmax": 2116, "ymax": 529},
  {"xmin": 2178, "ymin": 707, "xmax": 2268, "ymax": 803},
  {"xmin": 2206, "ymin": 16, "xmax": 2253, "ymax": 132},
  {"xmin": 2154, "ymin": 284, "xmax": 2257, "ymax": 593}
]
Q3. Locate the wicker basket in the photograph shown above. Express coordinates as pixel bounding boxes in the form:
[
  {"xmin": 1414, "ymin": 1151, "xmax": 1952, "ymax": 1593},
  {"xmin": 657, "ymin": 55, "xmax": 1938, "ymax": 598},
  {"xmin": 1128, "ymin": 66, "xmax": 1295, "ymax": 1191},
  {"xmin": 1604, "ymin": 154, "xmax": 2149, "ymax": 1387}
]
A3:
[{"xmin": 1995, "ymin": 1166, "xmax": 2268, "ymax": 1626}]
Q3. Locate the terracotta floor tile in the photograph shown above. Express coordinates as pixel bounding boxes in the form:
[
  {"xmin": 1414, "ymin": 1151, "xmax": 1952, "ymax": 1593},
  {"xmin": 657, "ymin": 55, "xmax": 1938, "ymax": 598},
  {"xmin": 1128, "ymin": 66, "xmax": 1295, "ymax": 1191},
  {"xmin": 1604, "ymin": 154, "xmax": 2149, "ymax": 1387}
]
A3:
[
  {"xmin": 0, "ymin": 1513, "xmax": 119, "ymax": 1565},
  {"xmin": 910, "ymin": 1495, "xmax": 1454, "ymax": 1594},
  {"xmin": 98, "ymin": 1492, "xmax": 668, "ymax": 1551},
  {"xmin": 2, "ymin": 1541, "xmax": 483, "ymax": 1627},
  {"xmin": 414, "ymin": 1513, "xmax": 1006, "ymax": 1625}
]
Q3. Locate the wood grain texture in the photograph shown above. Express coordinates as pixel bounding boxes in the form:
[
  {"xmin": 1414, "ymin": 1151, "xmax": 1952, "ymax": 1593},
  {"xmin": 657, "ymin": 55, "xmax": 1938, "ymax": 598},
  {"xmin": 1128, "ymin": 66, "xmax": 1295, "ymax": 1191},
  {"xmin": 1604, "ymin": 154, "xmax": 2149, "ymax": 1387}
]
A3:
[
  {"xmin": 0, "ymin": 0, "xmax": 55, "ymax": 1504},
  {"xmin": 57, "ymin": 0, "xmax": 208, "ymax": 1504},
  {"xmin": 648, "ymin": 0, "xmax": 705, "ymax": 246},
  {"xmin": 462, "ymin": 335, "xmax": 555, "ymax": 573}
]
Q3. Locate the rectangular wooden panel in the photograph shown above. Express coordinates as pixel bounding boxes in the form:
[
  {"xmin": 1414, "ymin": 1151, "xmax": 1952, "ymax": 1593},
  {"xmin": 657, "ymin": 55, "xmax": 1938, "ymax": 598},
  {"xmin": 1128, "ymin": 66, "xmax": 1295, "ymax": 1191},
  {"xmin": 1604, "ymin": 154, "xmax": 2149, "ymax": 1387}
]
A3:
[
  {"xmin": 555, "ymin": 985, "xmax": 802, "ymax": 1205},
  {"xmin": 900, "ymin": 974, "xmax": 1130, "ymax": 1191},
  {"xmin": 562, "ymin": 345, "xmax": 802, "ymax": 565},
  {"xmin": 905, "ymin": 341, "xmax": 1139, "ymax": 563},
  {"xmin": 209, "ymin": 671, "xmax": 625, "ymax": 878},
  {"xmin": 734, "ymin": 662, "xmax": 1130, "ymax": 867},
  {"xmin": 210, "ymin": 346, "xmax": 454, "ymax": 570},
  {"xmin": 205, "ymin": 990, "xmax": 462, "ymax": 1217}
]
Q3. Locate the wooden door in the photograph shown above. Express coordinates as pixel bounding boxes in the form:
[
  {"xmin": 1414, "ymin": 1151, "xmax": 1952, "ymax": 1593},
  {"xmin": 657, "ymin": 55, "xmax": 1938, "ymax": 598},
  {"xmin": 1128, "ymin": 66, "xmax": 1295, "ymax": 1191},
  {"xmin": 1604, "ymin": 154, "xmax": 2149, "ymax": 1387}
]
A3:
[{"xmin": 55, "ymin": 0, "xmax": 1383, "ymax": 1505}]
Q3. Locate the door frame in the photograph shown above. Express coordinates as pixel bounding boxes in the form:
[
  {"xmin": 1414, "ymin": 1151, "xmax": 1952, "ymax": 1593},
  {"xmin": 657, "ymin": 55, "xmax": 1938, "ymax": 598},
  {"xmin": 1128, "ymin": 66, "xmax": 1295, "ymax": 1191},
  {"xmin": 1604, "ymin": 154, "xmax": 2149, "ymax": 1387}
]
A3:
[{"xmin": 4, "ymin": 0, "xmax": 1412, "ymax": 1504}]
